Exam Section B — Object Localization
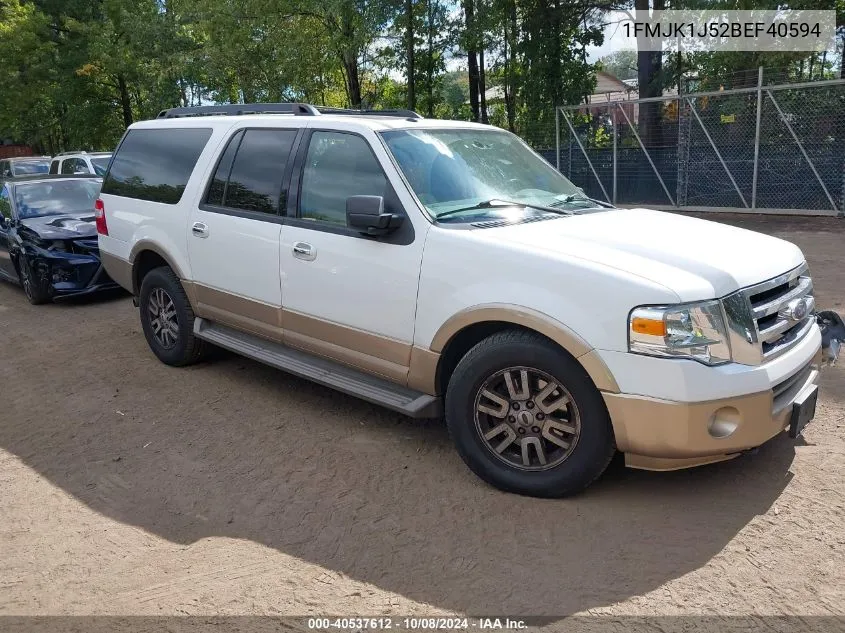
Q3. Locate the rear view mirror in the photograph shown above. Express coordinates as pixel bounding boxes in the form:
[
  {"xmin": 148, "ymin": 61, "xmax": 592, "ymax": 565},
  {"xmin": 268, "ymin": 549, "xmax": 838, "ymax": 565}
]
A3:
[{"xmin": 346, "ymin": 195, "xmax": 403, "ymax": 237}]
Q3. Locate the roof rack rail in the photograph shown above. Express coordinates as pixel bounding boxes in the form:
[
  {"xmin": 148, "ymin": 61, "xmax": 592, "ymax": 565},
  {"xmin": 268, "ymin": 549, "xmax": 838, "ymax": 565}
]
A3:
[
  {"xmin": 157, "ymin": 103, "xmax": 320, "ymax": 118},
  {"xmin": 55, "ymin": 150, "xmax": 88, "ymax": 156},
  {"xmin": 317, "ymin": 107, "xmax": 423, "ymax": 119},
  {"xmin": 155, "ymin": 103, "xmax": 424, "ymax": 120}
]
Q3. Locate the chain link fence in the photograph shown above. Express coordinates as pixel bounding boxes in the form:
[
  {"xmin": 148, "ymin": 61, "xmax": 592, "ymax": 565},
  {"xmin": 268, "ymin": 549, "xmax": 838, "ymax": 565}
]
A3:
[{"xmin": 538, "ymin": 72, "xmax": 845, "ymax": 216}]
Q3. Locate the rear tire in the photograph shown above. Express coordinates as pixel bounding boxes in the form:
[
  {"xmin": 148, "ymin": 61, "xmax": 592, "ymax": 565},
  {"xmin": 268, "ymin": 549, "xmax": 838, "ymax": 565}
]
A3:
[
  {"xmin": 445, "ymin": 329, "xmax": 615, "ymax": 498},
  {"xmin": 139, "ymin": 266, "xmax": 208, "ymax": 366}
]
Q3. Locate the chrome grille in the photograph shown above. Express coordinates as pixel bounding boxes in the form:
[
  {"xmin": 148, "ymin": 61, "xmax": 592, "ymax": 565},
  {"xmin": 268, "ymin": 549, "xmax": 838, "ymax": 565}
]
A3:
[{"xmin": 723, "ymin": 263, "xmax": 816, "ymax": 365}]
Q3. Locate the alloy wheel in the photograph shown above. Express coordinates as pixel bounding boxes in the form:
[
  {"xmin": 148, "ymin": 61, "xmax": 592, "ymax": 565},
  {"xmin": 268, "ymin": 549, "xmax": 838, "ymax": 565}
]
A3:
[
  {"xmin": 473, "ymin": 366, "xmax": 581, "ymax": 471},
  {"xmin": 148, "ymin": 287, "xmax": 179, "ymax": 349}
]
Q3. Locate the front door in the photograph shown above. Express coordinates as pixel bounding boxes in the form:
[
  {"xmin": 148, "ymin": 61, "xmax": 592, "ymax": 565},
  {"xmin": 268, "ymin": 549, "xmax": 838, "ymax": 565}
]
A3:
[
  {"xmin": 0, "ymin": 185, "xmax": 16, "ymax": 280},
  {"xmin": 279, "ymin": 128, "xmax": 426, "ymax": 384},
  {"xmin": 187, "ymin": 127, "xmax": 300, "ymax": 341}
]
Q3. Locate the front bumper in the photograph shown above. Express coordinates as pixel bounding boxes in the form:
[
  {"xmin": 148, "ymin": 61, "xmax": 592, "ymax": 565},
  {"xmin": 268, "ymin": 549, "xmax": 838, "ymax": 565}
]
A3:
[
  {"xmin": 27, "ymin": 244, "xmax": 121, "ymax": 301},
  {"xmin": 601, "ymin": 325, "xmax": 823, "ymax": 471}
]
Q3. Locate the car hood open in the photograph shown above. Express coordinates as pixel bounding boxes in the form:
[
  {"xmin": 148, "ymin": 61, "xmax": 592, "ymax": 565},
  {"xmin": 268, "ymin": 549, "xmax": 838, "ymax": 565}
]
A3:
[{"xmin": 484, "ymin": 208, "xmax": 806, "ymax": 302}]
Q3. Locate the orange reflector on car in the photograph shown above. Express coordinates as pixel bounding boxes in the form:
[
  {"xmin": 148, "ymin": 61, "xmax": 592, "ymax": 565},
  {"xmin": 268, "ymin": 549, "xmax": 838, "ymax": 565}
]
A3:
[{"xmin": 631, "ymin": 317, "xmax": 666, "ymax": 336}]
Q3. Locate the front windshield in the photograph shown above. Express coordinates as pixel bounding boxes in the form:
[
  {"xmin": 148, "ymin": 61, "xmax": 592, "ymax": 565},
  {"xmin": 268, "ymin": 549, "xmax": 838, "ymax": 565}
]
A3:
[
  {"xmin": 91, "ymin": 156, "xmax": 111, "ymax": 176},
  {"xmin": 380, "ymin": 128, "xmax": 601, "ymax": 221},
  {"xmin": 13, "ymin": 179, "xmax": 101, "ymax": 219},
  {"xmin": 13, "ymin": 159, "xmax": 51, "ymax": 175}
]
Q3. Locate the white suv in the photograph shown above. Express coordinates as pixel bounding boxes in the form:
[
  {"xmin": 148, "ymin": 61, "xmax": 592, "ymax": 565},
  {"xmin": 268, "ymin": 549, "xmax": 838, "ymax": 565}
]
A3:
[
  {"xmin": 49, "ymin": 151, "xmax": 112, "ymax": 176},
  {"xmin": 97, "ymin": 103, "xmax": 823, "ymax": 497}
]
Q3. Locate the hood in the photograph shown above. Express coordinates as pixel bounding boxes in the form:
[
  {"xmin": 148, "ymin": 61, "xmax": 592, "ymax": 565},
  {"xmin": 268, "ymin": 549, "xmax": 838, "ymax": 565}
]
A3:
[
  {"xmin": 19, "ymin": 213, "xmax": 97, "ymax": 240},
  {"xmin": 484, "ymin": 208, "xmax": 805, "ymax": 301}
]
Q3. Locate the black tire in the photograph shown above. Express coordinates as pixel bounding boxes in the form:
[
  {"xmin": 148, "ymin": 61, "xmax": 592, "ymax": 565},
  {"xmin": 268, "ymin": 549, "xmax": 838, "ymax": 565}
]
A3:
[
  {"xmin": 138, "ymin": 266, "xmax": 208, "ymax": 366},
  {"xmin": 17, "ymin": 257, "xmax": 50, "ymax": 305},
  {"xmin": 445, "ymin": 329, "xmax": 615, "ymax": 498}
]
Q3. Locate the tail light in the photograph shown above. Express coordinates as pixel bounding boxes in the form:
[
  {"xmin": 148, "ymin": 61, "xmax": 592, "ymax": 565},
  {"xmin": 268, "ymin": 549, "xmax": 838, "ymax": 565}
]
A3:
[{"xmin": 94, "ymin": 198, "xmax": 108, "ymax": 235}]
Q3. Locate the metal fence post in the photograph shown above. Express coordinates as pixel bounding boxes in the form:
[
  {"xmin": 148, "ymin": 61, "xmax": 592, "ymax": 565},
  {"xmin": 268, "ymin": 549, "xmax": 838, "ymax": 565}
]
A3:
[
  {"xmin": 560, "ymin": 108, "xmax": 612, "ymax": 202},
  {"xmin": 612, "ymin": 104, "xmax": 618, "ymax": 204},
  {"xmin": 555, "ymin": 106, "xmax": 560, "ymax": 171},
  {"xmin": 751, "ymin": 66, "xmax": 763, "ymax": 211}
]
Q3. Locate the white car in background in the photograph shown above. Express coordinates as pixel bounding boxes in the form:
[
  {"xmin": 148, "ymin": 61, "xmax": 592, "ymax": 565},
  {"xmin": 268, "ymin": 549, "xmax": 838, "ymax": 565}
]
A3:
[{"xmin": 49, "ymin": 151, "xmax": 113, "ymax": 177}]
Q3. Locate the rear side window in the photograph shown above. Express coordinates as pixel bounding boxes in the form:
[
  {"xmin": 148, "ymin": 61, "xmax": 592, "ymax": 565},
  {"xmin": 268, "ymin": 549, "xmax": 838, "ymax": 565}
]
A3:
[
  {"xmin": 61, "ymin": 158, "xmax": 86, "ymax": 174},
  {"xmin": 102, "ymin": 128, "xmax": 212, "ymax": 204},
  {"xmin": 49, "ymin": 160, "xmax": 59, "ymax": 174},
  {"xmin": 205, "ymin": 129, "xmax": 297, "ymax": 214}
]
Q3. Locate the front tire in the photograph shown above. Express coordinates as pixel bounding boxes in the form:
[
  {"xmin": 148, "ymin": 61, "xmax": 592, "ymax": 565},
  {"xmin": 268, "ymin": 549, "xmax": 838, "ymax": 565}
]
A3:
[
  {"xmin": 18, "ymin": 257, "xmax": 49, "ymax": 305},
  {"xmin": 139, "ymin": 266, "xmax": 207, "ymax": 366},
  {"xmin": 445, "ymin": 329, "xmax": 615, "ymax": 498}
]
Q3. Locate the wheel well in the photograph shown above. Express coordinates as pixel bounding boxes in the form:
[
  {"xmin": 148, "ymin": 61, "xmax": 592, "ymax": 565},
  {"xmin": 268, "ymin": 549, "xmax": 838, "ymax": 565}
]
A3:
[
  {"xmin": 437, "ymin": 321, "xmax": 559, "ymax": 394},
  {"xmin": 132, "ymin": 250, "xmax": 169, "ymax": 294}
]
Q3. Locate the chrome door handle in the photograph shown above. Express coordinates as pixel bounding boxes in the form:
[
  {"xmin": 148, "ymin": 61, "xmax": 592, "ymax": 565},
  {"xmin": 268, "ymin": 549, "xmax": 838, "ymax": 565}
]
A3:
[
  {"xmin": 292, "ymin": 241, "xmax": 316, "ymax": 261},
  {"xmin": 191, "ymin": 222, "xmax": 209, "ymax": 238}
]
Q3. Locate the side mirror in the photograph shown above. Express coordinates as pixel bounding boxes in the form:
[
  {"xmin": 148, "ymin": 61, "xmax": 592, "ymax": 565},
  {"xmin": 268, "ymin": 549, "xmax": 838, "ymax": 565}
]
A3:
[{"xmin": 346, "ymin": 195, "xmax": 403, "ymax": 237}]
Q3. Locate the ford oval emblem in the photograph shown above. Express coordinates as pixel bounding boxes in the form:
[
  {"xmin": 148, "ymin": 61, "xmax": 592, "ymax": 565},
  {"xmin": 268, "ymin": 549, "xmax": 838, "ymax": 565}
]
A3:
[{"xmin": 783, "ymin": 298, "xmax": 809, "ymax": 322}]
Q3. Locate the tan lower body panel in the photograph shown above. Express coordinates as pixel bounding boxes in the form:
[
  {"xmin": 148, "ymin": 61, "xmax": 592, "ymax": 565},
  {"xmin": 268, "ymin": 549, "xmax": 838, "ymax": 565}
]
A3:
[
  {"xmin": 604, "ymin": 368, "xmax": 817, "ymax": 470},
  {"xmin": 100, "ymin": 251, "xmax": 133, "ymax": 293},
  {"xmin": 189, "ymin": 284, "xmax": 425, "ymax": 388}
]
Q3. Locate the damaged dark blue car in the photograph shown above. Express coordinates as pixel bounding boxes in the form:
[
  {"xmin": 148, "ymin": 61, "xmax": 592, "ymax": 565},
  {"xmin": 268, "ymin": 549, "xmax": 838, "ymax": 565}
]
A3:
[{"xmin": 0, "ymin": 175, "xmax": 120, "ymax": 304}]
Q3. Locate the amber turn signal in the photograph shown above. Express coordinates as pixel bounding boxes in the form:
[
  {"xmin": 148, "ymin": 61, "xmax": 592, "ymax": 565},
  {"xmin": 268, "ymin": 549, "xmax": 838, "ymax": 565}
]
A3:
[{"xmin": 631, "ymin": 317, "xmax": 666, "ymax": 337}]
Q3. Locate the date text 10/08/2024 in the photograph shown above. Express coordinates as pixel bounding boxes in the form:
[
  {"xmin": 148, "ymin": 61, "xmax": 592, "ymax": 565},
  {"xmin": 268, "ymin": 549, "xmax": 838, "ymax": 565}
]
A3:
[{"xmin": 307, "ymin": 618, "xmax": 528, "ymax": 630}]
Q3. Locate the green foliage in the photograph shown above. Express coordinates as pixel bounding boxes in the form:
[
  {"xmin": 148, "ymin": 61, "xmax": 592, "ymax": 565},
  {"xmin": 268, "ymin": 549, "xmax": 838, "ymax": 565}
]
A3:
[{"xmin": 598, "ymin": 49, "xmax": 637, "ymax": 80}]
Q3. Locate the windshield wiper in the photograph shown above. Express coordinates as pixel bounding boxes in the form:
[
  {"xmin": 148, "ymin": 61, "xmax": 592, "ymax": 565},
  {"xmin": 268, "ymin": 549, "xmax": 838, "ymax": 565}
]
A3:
[
  {"xmin": 551, "ymin": 194, "xmax": 614, "ymax": 209},
  {"xmin": 435, "ymin": 198, "xmax": 572, "ymax": 220}
]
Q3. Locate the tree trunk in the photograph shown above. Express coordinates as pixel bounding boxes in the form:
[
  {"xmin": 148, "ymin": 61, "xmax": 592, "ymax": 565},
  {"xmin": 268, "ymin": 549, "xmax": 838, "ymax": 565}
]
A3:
[
  {"xmin": 343, "ymin": 55, "xmax": 362, "ymax": 107},
  {"xmin": 426, "ymin": 0, "xmax": 434, "ymax": 117},
  {"xmin": 479, "ymin": 47, "xmax": 488, "ymax": 124},
  {"xmin": 406, "ymin": 0, "xmax": 416, "ymax": 111},
  {"xmin": 636, "ymin": 0, "xmax": 662, "ymax": 148},
  {"xmin": 117, "ymin": 74, "xmax": 133, "ymax": 127},
  {"xmin": 464, "ymin": 0, "xmax": 480, "ymax": 121},
  {"xmin": 505, "ymin": 0, "xmax": 517, "ymax": 132}
]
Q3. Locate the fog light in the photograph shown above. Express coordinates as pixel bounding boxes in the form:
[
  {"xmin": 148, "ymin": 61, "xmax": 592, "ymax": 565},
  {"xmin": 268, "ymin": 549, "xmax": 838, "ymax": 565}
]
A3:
[{"xmin": 708, "ymin": 407, "xmax": 740, "ymax": 438}]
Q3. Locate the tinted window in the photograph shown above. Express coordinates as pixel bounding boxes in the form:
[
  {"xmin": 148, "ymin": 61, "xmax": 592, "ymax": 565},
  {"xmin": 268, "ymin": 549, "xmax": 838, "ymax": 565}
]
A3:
[
  {"xmin": 61, "ymin": 158, "xmax": 87, "ymax": 174},
  {"xmin": 49, "ymin": 160, "xmax": 59, "ymax": 174},
  {"xmin": 222, "ymin": 129, "xmax": 296, "ymax": 214},
  {"xmin": 205, "ymin": 131, "xmax": 243, "ymax": 207},
  {"xmin": 299, "ymin": 132, "xmax": 388, "ymax": 225},
  {"xmin": 91, "ymin": 155, "xmax": 111, "ymax": 176},
  {"xmin": 101, "ymin": 128, "xmax": 212, "ymax": 204},
  {"xmin": 12, "ymin": 180, "xmax": 101, "ymax": 219}
]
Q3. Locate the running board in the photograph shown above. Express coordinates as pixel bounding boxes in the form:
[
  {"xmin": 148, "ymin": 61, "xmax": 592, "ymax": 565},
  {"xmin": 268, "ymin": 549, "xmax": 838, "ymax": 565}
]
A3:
[{"xmin": 193, "ymin": 318, "xmax": 442, "ymax": 418}]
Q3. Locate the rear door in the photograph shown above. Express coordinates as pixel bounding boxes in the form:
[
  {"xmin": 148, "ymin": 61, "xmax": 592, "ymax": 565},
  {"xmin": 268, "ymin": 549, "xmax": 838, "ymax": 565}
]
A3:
[{"xmin": 186, "ymin": 127, "xmax": 301, "ymax": 341}]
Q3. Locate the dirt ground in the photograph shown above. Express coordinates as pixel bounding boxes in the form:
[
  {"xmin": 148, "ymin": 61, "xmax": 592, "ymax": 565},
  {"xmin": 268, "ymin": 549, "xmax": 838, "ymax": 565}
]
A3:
[{"xmin": 0, "ymin": 214, "xmax": 843, "ymax": 625}]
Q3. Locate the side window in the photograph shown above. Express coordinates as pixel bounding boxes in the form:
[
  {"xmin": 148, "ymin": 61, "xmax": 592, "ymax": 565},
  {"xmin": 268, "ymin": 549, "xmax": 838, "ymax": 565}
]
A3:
[
  {"xmin": 49, "ymin": 159, "xmax": 60, "ymax": 174},
  {"xmin": 205, "ymin": 131, "xmax": 243, "ymax": 207},
  {"xmin": 299, "ymin": 131, "xmax": 388, "ymax": 226},
  {"xmin": 216, "ymin": 129, "xmax": 297, "ymax": 214},
  {"xmin": 60, "ymin": 159, "xmax": 78, "ymax": 174},
  {"xmin": 101, "ymin": 128, "xmax": 213, "ymax": 204},
  {"xmin": 0, "ymin": 187, "xmax": 11, "ymax": 220}
]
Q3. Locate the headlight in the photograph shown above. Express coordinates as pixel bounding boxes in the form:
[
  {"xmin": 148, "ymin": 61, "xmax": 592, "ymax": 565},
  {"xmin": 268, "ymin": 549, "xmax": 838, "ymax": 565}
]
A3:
[{"xmin": 629, "ymin": 300, "xmax": 731, "ymax": 366}]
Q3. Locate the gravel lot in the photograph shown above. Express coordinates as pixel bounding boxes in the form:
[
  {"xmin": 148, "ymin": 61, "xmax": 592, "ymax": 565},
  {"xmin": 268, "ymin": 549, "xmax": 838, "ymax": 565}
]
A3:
[{"xmin": 1, "ymin": 214, "xmax": 843, "ymax": 623}]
